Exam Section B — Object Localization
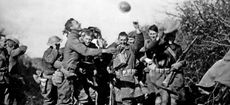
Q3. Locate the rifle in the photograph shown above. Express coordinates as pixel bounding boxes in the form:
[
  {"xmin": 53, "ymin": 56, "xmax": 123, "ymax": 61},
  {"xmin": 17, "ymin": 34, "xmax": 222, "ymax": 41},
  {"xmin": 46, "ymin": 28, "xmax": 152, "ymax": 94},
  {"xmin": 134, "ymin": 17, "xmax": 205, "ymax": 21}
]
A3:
[{"xmin": 162, "ymin": 36, "xmax": 198, "ymax": 87}]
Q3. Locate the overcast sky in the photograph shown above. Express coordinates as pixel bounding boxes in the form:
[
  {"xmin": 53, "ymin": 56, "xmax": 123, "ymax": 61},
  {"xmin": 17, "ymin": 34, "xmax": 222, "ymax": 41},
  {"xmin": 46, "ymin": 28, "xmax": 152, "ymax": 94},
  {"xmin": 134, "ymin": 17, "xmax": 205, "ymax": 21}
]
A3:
[{"xmin": 0, "ymin": 0, "xmax": 184, "ymax": 57}]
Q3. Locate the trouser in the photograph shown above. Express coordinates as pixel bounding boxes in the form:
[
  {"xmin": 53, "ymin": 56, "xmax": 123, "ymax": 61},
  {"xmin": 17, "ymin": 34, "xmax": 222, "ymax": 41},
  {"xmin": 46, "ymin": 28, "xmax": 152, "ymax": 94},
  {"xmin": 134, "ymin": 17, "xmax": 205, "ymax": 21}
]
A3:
[
  {"xmin": 155, "ymin": 89, "xmax": 179, "ymax": 105},
  {"xmin": 79, "ymin": 63, "xmax": 98, "ymax": 87},
  {"xmin": 76, "ymin": 72, "xmax": 97, "ymax": 105},
  {"xmin": 57, "ymin": 78, "xmax": 75, "ymax": 105},
  {"xmin": 0, "ymin": 84, "xmax": 7, "ymax": 105},
  {"xmin": 114, "ymin": 69, "xmax": 137, "ymax": 105},
  {"xmin": 4, "ymin": 78, "xmax": 26, "ymax": 105},
  {"xmin": 40, "ymin": 78, "xmax": 57, "ymax": 105},
  {"xmin": 153, "ymin": 72, "xmax": 184, "ymax": 105},
  {"xmin": 115, "ymin": 87, "xmax": 134, "ymax": 105}
]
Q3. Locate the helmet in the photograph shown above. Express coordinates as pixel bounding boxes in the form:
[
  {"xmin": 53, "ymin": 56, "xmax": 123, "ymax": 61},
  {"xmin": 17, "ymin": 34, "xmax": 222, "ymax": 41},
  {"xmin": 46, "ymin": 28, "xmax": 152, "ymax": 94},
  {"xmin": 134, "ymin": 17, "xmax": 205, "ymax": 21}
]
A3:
[
  {"xmin": 47, "ymin": 36, "xmax": 62, "ymax": 46},
  {"xmin": 5, "ymin": 37, "xmax": 20, "ymax": 45}
]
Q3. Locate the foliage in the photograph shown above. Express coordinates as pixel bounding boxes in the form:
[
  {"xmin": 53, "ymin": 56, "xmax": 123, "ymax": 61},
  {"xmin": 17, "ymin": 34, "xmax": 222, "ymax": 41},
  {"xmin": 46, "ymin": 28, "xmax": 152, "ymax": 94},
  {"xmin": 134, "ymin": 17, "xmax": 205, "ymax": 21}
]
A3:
[{"xmin": 175, "ymin": 0, "xmax": 230, "ymax": 82}]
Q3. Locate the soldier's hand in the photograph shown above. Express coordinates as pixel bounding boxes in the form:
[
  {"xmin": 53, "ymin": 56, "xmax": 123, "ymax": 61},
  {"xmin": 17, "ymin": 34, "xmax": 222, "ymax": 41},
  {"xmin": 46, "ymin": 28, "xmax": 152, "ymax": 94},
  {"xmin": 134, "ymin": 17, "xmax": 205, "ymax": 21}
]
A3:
[
  {"xmin": 33, "ymin": 74, "xmax": 41, "ymax": 84},
  {"xmin": 139, "ymin": 47, "xmax": 146, "ymax": 52},
  {"xmin": 171, "ymin": 61, "xmax": 185, "ymax": 70},
  {"xmin": 102, "ymin": 47, "xmax": 116, "ymax": 54},
  {"xmin": 133, "ymin": 21, "xmax": 141, "ymax": 34},
  {"xmin": 133, "ymin": 21, "xmax": 139, "ymax": 29},
  {"xmin": 79, "ymin": 68, "xmax": 86, "ymax": 74}
]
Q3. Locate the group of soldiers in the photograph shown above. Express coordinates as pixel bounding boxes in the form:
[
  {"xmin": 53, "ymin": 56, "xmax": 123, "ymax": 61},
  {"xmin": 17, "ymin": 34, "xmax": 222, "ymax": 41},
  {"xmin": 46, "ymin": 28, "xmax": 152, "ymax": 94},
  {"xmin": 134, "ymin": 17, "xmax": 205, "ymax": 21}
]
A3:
[{"xmin": 0, "ymin": 18, "xmax": 188, "ymax": 105}]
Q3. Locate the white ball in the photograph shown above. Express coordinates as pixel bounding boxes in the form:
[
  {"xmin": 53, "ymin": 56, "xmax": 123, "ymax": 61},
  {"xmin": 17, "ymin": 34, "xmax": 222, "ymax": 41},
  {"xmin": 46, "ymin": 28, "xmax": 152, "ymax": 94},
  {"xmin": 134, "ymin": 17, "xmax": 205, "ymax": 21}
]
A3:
[{"xmin": 119, "ymin": 1, "xmax": 131, "ymax": 13}]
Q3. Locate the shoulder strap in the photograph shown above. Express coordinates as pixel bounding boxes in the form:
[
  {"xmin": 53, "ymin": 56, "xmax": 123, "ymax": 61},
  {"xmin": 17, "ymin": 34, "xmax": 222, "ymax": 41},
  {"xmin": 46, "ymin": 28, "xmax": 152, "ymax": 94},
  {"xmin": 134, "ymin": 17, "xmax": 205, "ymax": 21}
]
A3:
[{"xmin": 167, "ymin": 47, "xmax": 177, "ymax": 60}]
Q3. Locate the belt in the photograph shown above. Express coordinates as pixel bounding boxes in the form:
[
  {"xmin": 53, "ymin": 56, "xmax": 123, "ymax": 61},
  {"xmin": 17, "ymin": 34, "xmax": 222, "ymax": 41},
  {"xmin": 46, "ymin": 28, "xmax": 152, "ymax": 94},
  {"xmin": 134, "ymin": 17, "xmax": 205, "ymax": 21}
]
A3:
[
  {"xmin": 152, "ymin": 67, "xmax": 170, "ymax": 73},
  {"xmin": 116, "ymin": 69, "xmax": 136, "ymax": 77}
]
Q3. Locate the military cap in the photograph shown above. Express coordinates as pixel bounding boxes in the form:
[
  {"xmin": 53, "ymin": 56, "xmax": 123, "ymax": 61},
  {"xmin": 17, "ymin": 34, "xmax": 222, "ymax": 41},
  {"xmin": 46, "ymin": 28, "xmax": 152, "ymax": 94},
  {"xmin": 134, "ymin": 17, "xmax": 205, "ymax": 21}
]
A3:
[
  {"xmin": 47, "ymin": 36, "xmax": 62, "ymax": 46},
  {"xmin": 5, "ymin": 37, "xmax": 20, "ymax": 45}
]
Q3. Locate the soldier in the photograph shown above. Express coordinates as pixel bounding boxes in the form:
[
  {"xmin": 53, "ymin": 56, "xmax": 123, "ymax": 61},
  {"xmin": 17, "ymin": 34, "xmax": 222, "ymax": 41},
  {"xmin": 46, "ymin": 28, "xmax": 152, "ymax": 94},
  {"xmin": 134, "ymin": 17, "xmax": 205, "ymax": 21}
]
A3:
[
  {"xmin": 0, "ymin": 39, "xmax": 9, "ymax": 105},
  {"xmin": 141, "ymin": 24, "xmax": 160, "ymax": 94},
  {"xmin": 109, "ymin": 22, "xmax": 144, "ymax": 105},
  {"xmin": 77, "ymin": 29, "xmax": 100, "ymax": 104},
  {"xmin": 38, "ymin": 35, "xmax": 62, "ymax": 105},
  {"xmin": 57, "ymin": 18, "xmax": 115, "ymax": 105},
  {"xmin": 144, "ymin": 20, "xmax": 185, "ymax": 105},
  {"xmin": 4, "ymin": 37, "xmax": 27, "ymax": 105}
]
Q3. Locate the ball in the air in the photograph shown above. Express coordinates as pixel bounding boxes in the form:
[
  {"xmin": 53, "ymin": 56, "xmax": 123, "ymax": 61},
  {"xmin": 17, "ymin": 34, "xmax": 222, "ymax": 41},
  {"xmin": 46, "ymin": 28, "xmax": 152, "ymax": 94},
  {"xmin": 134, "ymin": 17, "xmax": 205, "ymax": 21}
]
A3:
[{"xmin": 119, "ymin": 1, "xmax": 131, "ymax": 13}]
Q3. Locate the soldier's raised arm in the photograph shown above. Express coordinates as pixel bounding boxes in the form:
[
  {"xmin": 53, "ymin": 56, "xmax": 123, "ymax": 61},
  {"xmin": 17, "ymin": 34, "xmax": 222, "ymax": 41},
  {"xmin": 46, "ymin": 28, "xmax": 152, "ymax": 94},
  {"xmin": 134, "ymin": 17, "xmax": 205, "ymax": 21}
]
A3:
[
  {"xmin": 131, "ymin": 22, "xmax": 144, "ymax": 52},
  {"xmin": 10, "ymin": 45, "xmax": 27, "ymax": 57},
  {"xmin": 70, "ymin": 40, "xmax": 114, "ymax": 56}
]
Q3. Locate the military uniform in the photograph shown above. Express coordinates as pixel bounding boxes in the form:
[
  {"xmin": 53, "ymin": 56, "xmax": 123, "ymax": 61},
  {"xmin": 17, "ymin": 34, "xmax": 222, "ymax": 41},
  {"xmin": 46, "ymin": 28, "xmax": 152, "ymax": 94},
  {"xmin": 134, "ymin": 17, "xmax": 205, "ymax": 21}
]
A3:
[
  {"xmin": 58, "ymin": 30, "xmax": 102, "ymax": 105},
  {"xmin": 38, "ymin": 46, "xmax": 62, "ymax": 105},
  {"xmin": 0, "ymin": 47, "xmax": 9, "ymax": 105},
  {"xmin": 5, "ymin": 42, "xmax": 27, "ymax": 105},
  {"xmin": 77, "ymin": 42, "xmax": 99, "ymax": 104},
  {"xmin": 145, "ymin": 38, "xmax": 184, "ymax": 105},
  {"xmin": 111, "ymin": 32, "xmax": 144, "ymax": 105}
]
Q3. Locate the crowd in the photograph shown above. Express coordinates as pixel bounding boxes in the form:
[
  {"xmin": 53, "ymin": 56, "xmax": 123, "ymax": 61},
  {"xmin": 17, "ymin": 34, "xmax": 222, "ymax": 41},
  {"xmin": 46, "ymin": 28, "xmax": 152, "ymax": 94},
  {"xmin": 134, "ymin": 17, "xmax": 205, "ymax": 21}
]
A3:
[{"xmin": 0, "ymin": 17, "xmax": 229, "ymax": 105}]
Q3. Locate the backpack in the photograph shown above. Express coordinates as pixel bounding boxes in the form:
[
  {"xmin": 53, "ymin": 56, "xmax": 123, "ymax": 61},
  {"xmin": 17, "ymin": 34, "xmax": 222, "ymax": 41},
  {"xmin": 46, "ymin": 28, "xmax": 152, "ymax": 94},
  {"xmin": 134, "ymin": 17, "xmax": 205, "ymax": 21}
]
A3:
[{"xmin": 113, "ymin": 48, "xmax": 128, "ymax": 70}]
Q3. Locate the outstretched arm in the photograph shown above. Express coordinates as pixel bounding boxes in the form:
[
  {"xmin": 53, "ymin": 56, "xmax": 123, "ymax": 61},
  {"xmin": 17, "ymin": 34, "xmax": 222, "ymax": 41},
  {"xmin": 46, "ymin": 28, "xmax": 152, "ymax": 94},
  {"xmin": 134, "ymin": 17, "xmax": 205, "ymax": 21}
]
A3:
[{"xmin": 10, "ymin": 45, "xmax": 27, "ymax": 57}]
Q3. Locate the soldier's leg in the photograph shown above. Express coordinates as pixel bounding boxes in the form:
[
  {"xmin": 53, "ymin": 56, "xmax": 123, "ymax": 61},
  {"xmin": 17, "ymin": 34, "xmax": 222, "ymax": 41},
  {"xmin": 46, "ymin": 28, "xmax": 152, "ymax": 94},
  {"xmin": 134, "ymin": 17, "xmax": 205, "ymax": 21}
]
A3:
[
  {"xmin": 57, "ymin": 79, "xmax": 75, "ymax": 105},
  {"xmin": 76, "ymin": 75, "xmax": 91, "ymax": 105},
  {"xmin": 4, "ymin": 86, "xmax": 10, "ymax": 105},
  {"xmin": 41, "ymin": 78, "xmax": 57, "ymax": 105},
  {"xmin": 160, "ymin": 89, "xmax": 169, "ymax": 105},
  {"xmin": 0, "ymin": 84, "xmax": 7, "ymax": 105},
  {"xmin": 120, "ymin": 87, "xmax": 135, "ymax": 105},
  {"xmin": 168, "ymin": 73, "xmax": 184, "ymax": 105},
  {"xmin": 146, "ymin": 73, "xmax": 155, "ymax": 93},
  {"xmin": 155, "ymin": 95, "xmax": 161, "ymax": 105},
  {"xmin": 170, "ymin": 94, "xmax": 178, "ymax": 105}
]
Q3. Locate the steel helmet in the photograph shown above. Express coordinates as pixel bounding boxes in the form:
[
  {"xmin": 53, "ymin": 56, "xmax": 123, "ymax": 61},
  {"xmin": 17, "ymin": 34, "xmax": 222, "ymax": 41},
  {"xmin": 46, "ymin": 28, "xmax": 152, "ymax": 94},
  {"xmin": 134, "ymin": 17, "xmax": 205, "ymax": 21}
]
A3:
[
  {"xmin": 5, "ymin": 37, "xmax": 20, "ymax": 45},
  {"xmin": 47, "ymin": 36, "xmax": 62, "ymax": 46}
]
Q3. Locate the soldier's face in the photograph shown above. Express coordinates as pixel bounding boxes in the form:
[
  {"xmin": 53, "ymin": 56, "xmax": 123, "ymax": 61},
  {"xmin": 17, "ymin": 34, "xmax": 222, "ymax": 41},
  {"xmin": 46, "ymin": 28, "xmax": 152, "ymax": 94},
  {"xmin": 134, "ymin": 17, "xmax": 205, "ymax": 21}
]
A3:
[
  {"xmin": 71, "ymin": 20, "xmax": 81, "ymax": 31},
  {"xmin": 118, "ymin": 36, "xmax": 128, "ymax": 45},
  {"xmin": 83, "ymin": 35, "xmax": 93, "ymax": 46},
  {"xmin": 148, "ymin": 30, "xmax": 157, "ymax": 40},
  {"xmin": 128, "ymin": 37, "xmax": 135, "ymax": 45}
]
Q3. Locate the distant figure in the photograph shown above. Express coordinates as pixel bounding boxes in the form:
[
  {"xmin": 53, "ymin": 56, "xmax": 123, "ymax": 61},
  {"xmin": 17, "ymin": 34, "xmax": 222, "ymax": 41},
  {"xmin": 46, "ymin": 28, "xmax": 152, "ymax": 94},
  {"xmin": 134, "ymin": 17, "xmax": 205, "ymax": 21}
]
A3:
[
  {"xmin": 0, "ymin": 41, "xmax": 9, "ymax": 105},
  {"xmin": 5, "ymin": 37, "xmax": 27, "ymax": 105}
]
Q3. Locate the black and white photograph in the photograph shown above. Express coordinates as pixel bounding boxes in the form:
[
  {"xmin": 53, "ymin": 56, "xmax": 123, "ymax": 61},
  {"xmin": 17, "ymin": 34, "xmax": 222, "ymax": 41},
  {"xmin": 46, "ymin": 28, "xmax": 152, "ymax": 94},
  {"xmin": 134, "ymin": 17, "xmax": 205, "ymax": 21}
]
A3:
[{"xmin": 0, "ymin": 0, "xmax": 230, "ymax": 105}]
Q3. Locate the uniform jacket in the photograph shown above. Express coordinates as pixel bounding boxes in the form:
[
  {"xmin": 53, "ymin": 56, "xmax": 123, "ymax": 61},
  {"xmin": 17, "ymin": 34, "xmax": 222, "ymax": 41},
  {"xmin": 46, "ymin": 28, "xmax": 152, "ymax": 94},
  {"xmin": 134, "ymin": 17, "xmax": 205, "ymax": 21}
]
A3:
[
  {"xmin": 8, "ymin": 45, "xmax": 27, "ymax": 75},
  {"xmin": 145, "ymin": 39, "xmax": 182, "ymax": 68},
  {"xmin": 79, "ymin": 42, "xmax": 98, "ymax": 64},
  {"xmin": 111, "ymin": 32, "xmax": 144, "ymax": 70},
  {"xmin": 42, "ymin": 47, "xmax": 60, "ymax": 75},
  {"xmin": 62, "ymin": 30, "xmax": 102, "ymax": 70}
]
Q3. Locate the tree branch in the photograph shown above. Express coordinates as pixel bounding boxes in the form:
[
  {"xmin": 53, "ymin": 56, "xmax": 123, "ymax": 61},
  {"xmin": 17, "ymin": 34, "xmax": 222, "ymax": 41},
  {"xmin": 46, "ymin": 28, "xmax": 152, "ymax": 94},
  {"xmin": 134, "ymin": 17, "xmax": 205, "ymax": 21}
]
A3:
[{"xmin": 203, "ymin": 40, "xmax": 230, "ymax": 47}]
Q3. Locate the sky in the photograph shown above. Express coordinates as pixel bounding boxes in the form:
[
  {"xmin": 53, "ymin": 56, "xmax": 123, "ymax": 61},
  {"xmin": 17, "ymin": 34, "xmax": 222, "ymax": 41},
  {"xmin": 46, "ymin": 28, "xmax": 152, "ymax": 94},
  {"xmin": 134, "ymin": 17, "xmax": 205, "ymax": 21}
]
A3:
[{"xmin": 0, "ymin": 0, "xmax": 184, "ymax": 57}]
